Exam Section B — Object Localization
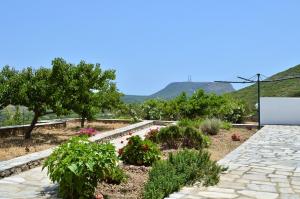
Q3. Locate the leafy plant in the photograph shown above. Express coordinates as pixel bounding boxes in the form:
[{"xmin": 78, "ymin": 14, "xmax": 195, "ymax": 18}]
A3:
[
  {"xmin": 43, "ymin": 136, "xmax": 125, "ymax": 199},
  {"xmin": 177, "ymin": 118, "xmax": 203, "ymax": 128},
  {"xmin": 143, "ymin": 149, "xmax": 224, "ymax": 199},
  {"xmin": 119, "ymin": 135, "xmax": 161, "ymax": 166},
  {"xmin": 200, "ymin": 118, "xmax": 221, "ymax": 135},
  {"xmin": 157, "ymin": 125, "xmax": 183, "ymax": 149},
  {"xmin": 182, "ymin": 126, "xmax": 210, "ymax": 149},
  {"xmin": 221, "ymin": 121, "xmax": 232, "ymax": 130},
  {"xmin": 145, "ymin": 128, "xmax": 160, "ymax": 142}
]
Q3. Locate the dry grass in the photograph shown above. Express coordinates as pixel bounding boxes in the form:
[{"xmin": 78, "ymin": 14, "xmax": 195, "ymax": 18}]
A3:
[
  {"xmin": 208, "ymin": 127, "xmax": 256, "ymax": 161},
  {"xmin": 0, "ymin": 121, "xmax": 128, "ymax": 161}
]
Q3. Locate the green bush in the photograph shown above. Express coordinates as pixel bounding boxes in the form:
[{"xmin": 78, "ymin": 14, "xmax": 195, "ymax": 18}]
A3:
[
  {"xmin": 177, "ymin": 118, "xmax": 203, "ymax": 128},
  {"xmin": 218, "ymin": 97, "xmax": 247, "ymax": 123},
  {"xmin": 157, "ymin": 125, "xmax": 183, "ymax": 149},
  {"xmin": 43, "ymin": 136, "xmax": 125, "ymax": 199},
  {"xmin": 143, "ymin": 149, "xmax": 224, "ymax": 199},
  {"xmin": 145, "ymin": 128, "xmax": 160, "ymax": 142},
  {"xmin": 221, "ymin": 121, "xmax": 232, "ymax": 130},
  {"xmin": 182, "ymin": 126, "xmax": 210, "ymax": 149},
  {"xmin": 119, "ymin": 135, "xmax": 161, "ymax": 166},
  {"xmin": 156, "ymin": 125, "xmax": 210, "ymax": 150},
  {"xmin": 200, "ymin": 118, "xmax": 221, "ymax": 135}
]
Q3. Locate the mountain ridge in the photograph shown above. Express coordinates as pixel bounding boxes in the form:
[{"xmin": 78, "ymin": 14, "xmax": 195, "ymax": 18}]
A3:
[
  {"xmin": 230, "ymin": 64, "xmax": 300, "ymax": 107},
  {"xmin": 123, "ymin": 81, "xmax": 234, "ymax": 103}
]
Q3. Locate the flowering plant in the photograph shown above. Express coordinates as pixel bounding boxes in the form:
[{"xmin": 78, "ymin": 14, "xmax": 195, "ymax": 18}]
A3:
[
  {"xmin": 78, "ymin": 128, "xmax": 97, "ymax": 137},
  {"xmin": 231, "ymin": 133, "xmax": 241, "ymax": 141}
]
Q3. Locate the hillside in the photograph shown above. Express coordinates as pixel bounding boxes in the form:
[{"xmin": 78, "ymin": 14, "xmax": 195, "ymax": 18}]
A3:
[
  {"xmin": 123, "ymin": 82, "xmax": 234, "ymax": 103},
  {"xmin": 231, "ymin": 64, "xmax": 300, "ymax": 107}
]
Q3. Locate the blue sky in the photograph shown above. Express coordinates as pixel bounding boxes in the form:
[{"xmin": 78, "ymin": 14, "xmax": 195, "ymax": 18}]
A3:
[{"xmin": 1, "ymin": 1, "xmax": 300, "ymax": 95}]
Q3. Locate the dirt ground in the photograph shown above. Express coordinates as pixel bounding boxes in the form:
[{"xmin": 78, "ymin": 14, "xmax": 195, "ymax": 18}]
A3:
[
  {"xmin": 96, "ymin": 127, "xmax": 256, "ymax": 199},
  {"xmin": 0, "ymin": 121, "xmax": 128, "ymax": 161},
  {"xmin": 208, "ymin": 127, "xmax": 256, "ymax": 161},
  {"xmin": 96, "ymin": 165, "xmax": 149, "ymax": 199}
]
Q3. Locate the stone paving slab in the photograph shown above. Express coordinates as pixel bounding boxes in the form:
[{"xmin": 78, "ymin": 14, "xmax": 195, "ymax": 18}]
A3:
[
  {"xmin": 0, "ymin": 125, "xmax": 163, "ymax": 199},
  {"xmin": 167, "ymin": 125, "xmax": 300, "ymax": 199}
]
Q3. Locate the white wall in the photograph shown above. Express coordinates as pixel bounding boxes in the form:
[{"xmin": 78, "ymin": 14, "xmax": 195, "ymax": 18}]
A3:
[{"xmin": 261, "ymin": 97, "xmax": 300, "ymax": 125}]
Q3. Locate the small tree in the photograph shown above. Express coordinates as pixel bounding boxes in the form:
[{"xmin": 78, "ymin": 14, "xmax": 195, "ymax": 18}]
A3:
[
  {"xmin": 54, "ymin": 59, "xmax": 122, "ymax": 127},
  {"xmin": 0, "ymin": 66, "xmax": 68, "ymax": 139}
]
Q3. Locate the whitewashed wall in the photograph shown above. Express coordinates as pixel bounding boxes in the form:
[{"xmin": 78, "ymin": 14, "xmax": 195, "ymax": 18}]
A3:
[{"xmin": 261, "ymin": 97, "xmax": 300, "ymax": 125}]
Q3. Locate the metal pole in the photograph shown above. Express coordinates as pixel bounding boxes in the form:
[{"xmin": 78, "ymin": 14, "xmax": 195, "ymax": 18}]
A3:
[{"xmin": 257, "ymin": 73, "xmax": 261, "ymax": 129}]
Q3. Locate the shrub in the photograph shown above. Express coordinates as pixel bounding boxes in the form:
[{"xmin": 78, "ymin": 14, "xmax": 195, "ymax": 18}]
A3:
[
  {"xmin": 43, "ymin": 136, "xmax": 125, "ymax": 199},
  {"xmin": 177, "ymin": 118, "xmax": 203, "ymax": 128},
  {"xmin": 145, "ymin": 128, "xmax": 160, "ymax": 142},
  {"xmin": 157, "ymin": 125, "xmax": 183, "ymax": 149},
  {"xmin": 218, "ymin": 98, "xmax": 247, "ymax": 123},
  {"xmin": 143, "ymin": 149, "xmax": 224, "ymax": 199},
  {"xmin": 182, "ymin": 126, "xmax": 210, "ymax": 149},
  {"xmin": 119, "ymin": 135, "xmax": 161, "ymax": 166},
  {"xmin": 200, "ymin": 118, "xmax": 221, "ymax": 135},
  {"xmin": 221, "ymin": 121, "xmax": 232, "ymax": 130}
]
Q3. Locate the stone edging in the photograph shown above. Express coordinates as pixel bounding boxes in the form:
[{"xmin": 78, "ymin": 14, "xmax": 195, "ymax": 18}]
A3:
[{"xmin": 0, "ymin": 120, "xmax": 154, "ymax": 178}]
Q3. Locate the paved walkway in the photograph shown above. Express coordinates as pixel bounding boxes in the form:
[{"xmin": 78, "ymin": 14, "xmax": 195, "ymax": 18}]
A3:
[
  {"xmin": 0, "ymin": 125, "xmax": 162, "ymax": 199},
  {"xmin": 167, "ymin": 125, "xmax": 300, "ymax": 199}
]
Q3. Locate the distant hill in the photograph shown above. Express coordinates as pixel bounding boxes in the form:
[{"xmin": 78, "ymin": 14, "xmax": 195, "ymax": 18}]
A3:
[
  {"xmin": 123, "ymin": 82, "xmax": 234, "ymax": 103},
  {"xmin": 231, "ymin": 64, "xmax": 300, "ymax": 107}
]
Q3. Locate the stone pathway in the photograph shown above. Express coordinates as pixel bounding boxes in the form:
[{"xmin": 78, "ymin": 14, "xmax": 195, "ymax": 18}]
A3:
[
  {"xmin": 0, "ymin": 125, "xmax": 162, "ymax": 199},
  {"xmin": 167, "ymin": 125, "xmax": 300, "ymax": 199}
]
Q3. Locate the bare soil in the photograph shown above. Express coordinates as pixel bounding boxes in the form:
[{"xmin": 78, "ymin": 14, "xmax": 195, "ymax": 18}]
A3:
[
  {"xmin": 0, "ymin": 121, "xmax": 128, "ymax": 161},
  {"xmin": 96, "ymin": 165, "xmax": 150, "ymax": 199},
  {"xmin": 208, "ymin": 128, "xmax": 256, "ymax": 161},
  {"xmin": 96, "ymin": 127, "xmax": 256, "ymax": 199}
]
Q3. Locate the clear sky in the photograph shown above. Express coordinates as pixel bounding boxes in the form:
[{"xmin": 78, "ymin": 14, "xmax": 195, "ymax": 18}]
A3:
[{"xmin": 1, "ymin": 1, "xmax": 300, "ymax": 95}]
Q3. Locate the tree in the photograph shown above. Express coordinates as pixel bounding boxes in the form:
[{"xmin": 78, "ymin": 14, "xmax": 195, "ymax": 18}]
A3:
[
  {"xmin": 55, "ymin": 59, "xmax": 121, "ymax": 127},
  {"xmin": 0, "ymin": 66, "xmax": 68, "ymax": 139}
]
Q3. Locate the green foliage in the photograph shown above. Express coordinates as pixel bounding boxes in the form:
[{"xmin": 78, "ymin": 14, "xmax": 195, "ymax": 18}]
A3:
[
  {"xmin": 141, "ymin": 99, "xmax": 164, "ymax": 120},
  {"xmin": 119, "ymin": 135, "xmax": 161, "ymax": 166},
  {"xmin": 218, "ymin": 96, "xmax": 247, "ymax": 123},
  {"xmin": 157, "ymin": 125, "xmax": 183, "ymax": 149},
  {"xmin": 123, "ymin": 82, "xmax": 234, "ymax": 103},
  {"xmin": 0, "ymin": 65, "xmax": 68, "ymax": 138},
  {"xmin": 177, "ymin": 118, "xmax": 203, "ymax": 128},
  {"xmin": 52, "ymin": 58, "xmax": 122, "ymax": 127},
  {"xmin": 221, "ymin": 121, "xmax": 232, "ymax": 130},
  {"xmin": 182, "ymin": 126, "xmax": 210, "ymax": 149},
  {"xmin": 156, "ymin": 125, "xmax": 210, "ymax": 149},
  {"xmin": 143, "ymin": 149, "xmax": 224, "ymax": 199},
  {"xmin": 138, "ymin": 90, "xmax": 247, "ymax": 123},
  {"xmin": 43, "ymin": 136, "xmax": 125, "ymax": 199},
  {"xmin": 200, "ymin": 118, "xmax": 221, "ymax": 135},
  {"xmin": 115, "ymin": 103, "xmax": 143, "ymax": 122},
  {"xmin": 230, "ymin": 64, "xmax": 300, "ymax": 108},
  {"xmin": 144, "ymin": 128, "xmax": 160, "ymax": 142}
]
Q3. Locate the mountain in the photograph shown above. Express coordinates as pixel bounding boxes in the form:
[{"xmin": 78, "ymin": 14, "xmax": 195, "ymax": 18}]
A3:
[
  {"xmin": 123, "ymin": 82, "xmax": 235, "ymax": 103},
  {"xmin": 231, "ymin": 64, "xmax": 300, "ymax": 107}
]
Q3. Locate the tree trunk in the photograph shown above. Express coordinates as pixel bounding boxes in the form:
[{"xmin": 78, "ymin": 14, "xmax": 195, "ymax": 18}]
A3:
[
  {"xmin": 81, "ymin": 117, "xmax": 85, "ymax": 128},
  {"xmin": 24, "ymin": 112, "xmax": 39, "ymax": 139}
]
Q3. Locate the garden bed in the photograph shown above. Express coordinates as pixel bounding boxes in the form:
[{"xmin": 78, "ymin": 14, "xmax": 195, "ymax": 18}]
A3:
[
  {"xmin": 0, "ymin": 121, "xmax": 129, "ymax": 161},
  {"xmin": 95, "ymin": 127, "xmax": 256, "ymax": 199}
]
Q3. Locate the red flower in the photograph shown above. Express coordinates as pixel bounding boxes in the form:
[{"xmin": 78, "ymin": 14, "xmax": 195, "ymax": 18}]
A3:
[
  {"xmin": 231, "ymin": 134, "xmax": 241, "ymax": 141},
  {"xmin": 118, "ymin": 148, "xmax": 124, "ymax": 156},
  {"xmin": 142, "ymin": 144, "xmax": 149, "ymax": 152}
]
